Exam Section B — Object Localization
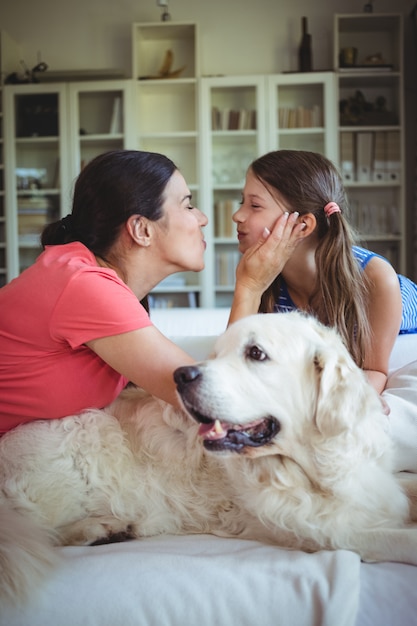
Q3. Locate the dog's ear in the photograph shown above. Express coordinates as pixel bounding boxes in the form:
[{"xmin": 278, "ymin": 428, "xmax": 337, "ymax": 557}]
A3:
[{"xmin": 313, "ymin": 341, "xmax": 368, "ymax": 437}]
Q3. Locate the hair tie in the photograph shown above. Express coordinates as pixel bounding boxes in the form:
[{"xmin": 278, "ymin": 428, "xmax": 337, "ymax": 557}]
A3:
[
  {"xmin": 324, "ymin": 202, "xmax": 341, "ymax": 218},
  {"xmin": 61, "ymin": 214, "xmax": 73, "ymax": 232}
]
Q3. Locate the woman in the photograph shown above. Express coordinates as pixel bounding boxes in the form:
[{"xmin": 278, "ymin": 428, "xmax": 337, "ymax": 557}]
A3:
[
  {"xmin": 0, "ymin": 150, "xmax": 207, "ymax": 434},
  {"xmin": 230, "ymin": 149, "xmax": 417, "ymax": 397}
]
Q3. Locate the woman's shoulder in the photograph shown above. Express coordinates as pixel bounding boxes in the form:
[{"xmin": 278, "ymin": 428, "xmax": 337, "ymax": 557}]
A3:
[
  {"xmin": 0, "ymin": 243, "xmax": 98, "ymax": 304},
  {"xmin": 39, "ymin": 242, "xmax": 136, "ymax": 307},
  {"xmin": 42, "ymin": 243, "xmax": 125, "ymax": 286}
]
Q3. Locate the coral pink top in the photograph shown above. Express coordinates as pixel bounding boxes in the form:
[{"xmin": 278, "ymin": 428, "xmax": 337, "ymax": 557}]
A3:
[{"xmin": 0, "ymin": 242, "xmax": 152, "ymax": 433}]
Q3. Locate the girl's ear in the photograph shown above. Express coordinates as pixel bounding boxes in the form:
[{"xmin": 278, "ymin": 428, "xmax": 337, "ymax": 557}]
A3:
[
  {"xmin": 126, "ymin": 214, "xmax": 151, "ymax": 247},
  {"xmin": 299, "ymin": 213, "xmax": 316, "ymax": 236}
]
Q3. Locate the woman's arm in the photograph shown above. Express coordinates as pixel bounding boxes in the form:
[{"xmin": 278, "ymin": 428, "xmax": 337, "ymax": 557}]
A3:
[
  {"xmin": 229, "ymin": 212, "xmax": 305, "ymax": 326},
  {"xmin": 86, "ymin": 326, "xmax": 195, "ymax": 408},
  {"xmin": 363, "ymin": 256, "xmax": 402, "ymax": 395}
]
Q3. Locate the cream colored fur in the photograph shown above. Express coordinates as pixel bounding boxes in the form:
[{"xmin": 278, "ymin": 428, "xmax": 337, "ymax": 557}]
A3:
[{"xmin": 1, "ymin": 311, "xmax": 417, "ymax": 606}]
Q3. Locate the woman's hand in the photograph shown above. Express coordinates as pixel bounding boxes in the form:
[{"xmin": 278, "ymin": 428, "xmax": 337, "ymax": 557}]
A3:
[{"xmin": 229, "ymin": 212, "xmax": 305, "ymax": 324}]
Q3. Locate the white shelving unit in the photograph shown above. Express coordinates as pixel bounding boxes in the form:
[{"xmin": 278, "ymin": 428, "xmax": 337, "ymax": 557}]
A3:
[
  {"xmin": 132, "ymin": 22, "xmax": 202, "ymax": 308},
  {"xmin": 4, "ymin": 83, "xmax": 70, "ymax": 277},
  {"xmin": 199, "ymin": 75, "xmax": 267, "ymax": 308},
  {"xmin": 0, "ymin": 31, "xmax": 21, "ymax": 287},
  {"xmin": 199, "ymin": 72, "xmax": 338, "ymax": 308},
  {"xmin": 68, "ymin": 80, "xmax": 136, "ymax": 174},
  {"xmin": 4, "ymin": 80, "xmax": 135, "ymax": 280},
  {"xmin": 266, "ymin": 71, "xmax": 338, "ymax": 162},
  {"xmin": 334, "ymin": 13, "xmax": 405, "ymax": 272},
  {"xmin": 5, "ymin": 18, "xmax": 403, "ymax": 306}
]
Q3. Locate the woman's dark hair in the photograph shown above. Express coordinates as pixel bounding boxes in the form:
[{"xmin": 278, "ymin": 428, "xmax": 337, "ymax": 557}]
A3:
[
  {"xmin": 41, "ymin": 149, "xmax": 177, "ymax": 258},
  {"xmin": 251, "ymin": 150, "xmax": 370, "ymax": 367}
]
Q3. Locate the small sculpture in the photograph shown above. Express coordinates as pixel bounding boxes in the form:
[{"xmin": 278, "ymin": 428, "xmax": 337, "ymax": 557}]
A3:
[
  {"xmin": 339, "ymin": 90, "xmax": 398, "ymax": 126},
  {"xmin": 139, "ymin": 50, "xmax": 186, "ymax": 80}
]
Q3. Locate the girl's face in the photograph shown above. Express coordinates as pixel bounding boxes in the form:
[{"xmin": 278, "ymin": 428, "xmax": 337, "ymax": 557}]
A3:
[
  {"xmin": 157, "ymin": 170, "xmax": 208, "ymax": 272},
  {"xmin": 233, "ymin": 169, "xmax": 291, "ymax": 253}
]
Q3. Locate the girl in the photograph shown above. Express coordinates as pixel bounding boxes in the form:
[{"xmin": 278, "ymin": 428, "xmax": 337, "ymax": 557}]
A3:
[{"xmin": 230, "ymin": 149, "xmax": 417, "ymax": 396}]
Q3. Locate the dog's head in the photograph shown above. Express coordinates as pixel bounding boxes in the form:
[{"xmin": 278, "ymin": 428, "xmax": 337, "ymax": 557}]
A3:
[{"xmin": 174, "ymin": 312, "xmax": 384, "ymax": 463}]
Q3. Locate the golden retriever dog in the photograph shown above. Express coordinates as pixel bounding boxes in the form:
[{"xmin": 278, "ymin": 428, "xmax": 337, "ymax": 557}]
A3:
[{"xmin": 1, "ymin": 311, "xmax": 417, "ymax": 605}]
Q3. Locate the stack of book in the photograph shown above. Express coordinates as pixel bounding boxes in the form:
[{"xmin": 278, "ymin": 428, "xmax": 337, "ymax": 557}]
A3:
[
  {"xmin": 340, "ymin": 130, "xmax": 401, "ymax": 183},
  {"xmin": 211, "ymin": 107, "xmax": 257, "ymax": 131},
  {"xmin": 278, "ymin": 104, "xmax": 322, "ymax": 129}
]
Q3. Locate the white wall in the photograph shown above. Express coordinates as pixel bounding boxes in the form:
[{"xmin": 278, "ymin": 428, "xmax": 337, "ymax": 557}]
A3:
[{"xmin": 0, "ymin": 0, "xmax": 412, "ymax": 78}]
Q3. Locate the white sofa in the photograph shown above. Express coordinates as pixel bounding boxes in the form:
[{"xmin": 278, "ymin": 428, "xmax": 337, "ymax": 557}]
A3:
[
  {"xmin": 2, "ymin": 308, "xmax": 417, "ymax": 626},
  {"xmin": 150, "ymin": 307, "xmax": 417, "ymax": 374}
]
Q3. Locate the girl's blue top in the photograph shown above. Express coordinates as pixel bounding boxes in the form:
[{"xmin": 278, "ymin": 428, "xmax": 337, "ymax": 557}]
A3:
[{"xmin": 274, "ymin": 245, "xmax": 417, "ymax": 334}]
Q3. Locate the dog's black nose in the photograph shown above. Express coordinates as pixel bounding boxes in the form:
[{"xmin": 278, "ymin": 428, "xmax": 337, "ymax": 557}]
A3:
[{"xmin": 173, "ymin": 365, "xmax": 201, "ymax": 389}]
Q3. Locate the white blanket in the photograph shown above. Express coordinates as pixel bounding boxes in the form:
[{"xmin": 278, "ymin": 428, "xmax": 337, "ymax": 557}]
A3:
[{"xmin": 0, "ymin": 535, "xmax": 361, "ymax": 626}]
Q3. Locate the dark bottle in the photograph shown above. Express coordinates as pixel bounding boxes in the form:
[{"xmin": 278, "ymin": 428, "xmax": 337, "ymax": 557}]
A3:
[{"xmin": 298, "ymin": 16, "xmax": 312, "ymax": 72}]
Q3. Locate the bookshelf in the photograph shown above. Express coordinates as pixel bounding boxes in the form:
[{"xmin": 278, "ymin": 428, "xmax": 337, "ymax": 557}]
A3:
[
  {"xmin": 0, "ymin": 31, "xmax": 20, "ymax": 287},
  {"xmin": 199, "ymin": 72, "xmax": 338, "ymax": 308},
  {"xmin": 132, "ymin": 22, "xmax": 201, "ymax": 308},
  {"xmin": 4, "ymin": 19, "xmax": 404, "ymax": 307},
  {"xmin": 334, "ymin": 14, "xmax": 405, "ymax": 272},
  {"xmin": 67, "ymin": 80, "xmax": 136, "ymax": 173},
  {"xmin": 4, "ymin": 80, "xmax": 135, "ymax": 280},
  {"xmin": 199, "ymin": 75, "xmax": 267, "ymax": 308},
  {"xmin": 4, "ymin": 83, "xmax": 69, "ymax": 277},
  {"xmin": 267, "ymin": 72, "xmax": 338, "ymax": 162}
]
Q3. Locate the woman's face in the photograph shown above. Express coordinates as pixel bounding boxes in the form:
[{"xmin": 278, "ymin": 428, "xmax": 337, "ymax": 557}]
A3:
[
  {"xmin": 157, "ymin": 170, "xmax": 208, "ymax": 272},
  {"xmin": 233, "ymin": 169, "xmax": 291, "ymax": 253}
]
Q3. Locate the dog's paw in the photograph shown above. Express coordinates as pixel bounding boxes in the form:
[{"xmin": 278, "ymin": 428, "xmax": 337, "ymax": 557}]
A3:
[
  {"xmin": 90, "ymin": 525, "xmax": 136, "ymax": 545},
  {"xmin": 58, "ymin": 517, "xmax": 137, "ymax": 546}
]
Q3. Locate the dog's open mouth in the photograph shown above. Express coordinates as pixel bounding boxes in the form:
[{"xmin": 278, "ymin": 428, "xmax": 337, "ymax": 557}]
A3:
[{"xmin": 190, "ymin": 411, "xmax": 280, "ymax": 452}]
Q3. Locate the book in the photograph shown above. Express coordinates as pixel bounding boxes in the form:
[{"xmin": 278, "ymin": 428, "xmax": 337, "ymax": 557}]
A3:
[
  {"xmin": 386, "ymin": 131, "xmax": 401, "ymax": 182},
  {"xmin": 221, "ymin": 108, "xmax": 231, "ymax": 131},
  {"xmin": 211, "ymin": 106, "xmax": 220, "ymax": 130},
  {"xmin": 109, "ymin": 97, "xmax": 122, "ymax": 134},
  {"xmin": 356, "ymin": 132, "xmax": 373, "ymax": 182},
  {"xmin": 340, "ymin": 131, "xmax": 355, "ymax": 182},
  {"xmin": 238, "ymin": 109, "xmax": 249, "ymax": 130},
  {"xmin": 228, "ymin": 110, "xmax": 240, "ymax": 131},
  {"xmin": 372, "ymin": 132, "xmax": 387, "ymax": 182}
]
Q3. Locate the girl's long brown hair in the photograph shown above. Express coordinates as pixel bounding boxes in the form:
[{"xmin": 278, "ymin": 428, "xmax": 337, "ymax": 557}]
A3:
[{"xmin": 253, "ymin": 150, "xmax": 370, "ymax": 367}]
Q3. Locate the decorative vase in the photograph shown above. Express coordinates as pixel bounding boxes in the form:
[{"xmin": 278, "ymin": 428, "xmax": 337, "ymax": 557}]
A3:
[{"xmin": 298, "ymin": 16, "xmax": 312, "ymax": 72}]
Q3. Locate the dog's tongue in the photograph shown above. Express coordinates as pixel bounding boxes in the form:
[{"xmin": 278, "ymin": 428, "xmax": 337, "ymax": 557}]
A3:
[{"xmin": 198, "ymin": 419, "xmax": 227, "ymax": 440}]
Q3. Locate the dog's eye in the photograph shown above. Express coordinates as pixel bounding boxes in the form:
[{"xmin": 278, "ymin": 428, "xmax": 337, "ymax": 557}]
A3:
[{"xmin": 246, "ymin": 345, "xmax": 268, "ymax": 362}]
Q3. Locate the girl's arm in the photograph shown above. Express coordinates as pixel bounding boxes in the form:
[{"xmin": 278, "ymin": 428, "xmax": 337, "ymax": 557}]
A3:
[{"xmin": 363, "ymin": 256, "xmax": 402, "ymax": 395}]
